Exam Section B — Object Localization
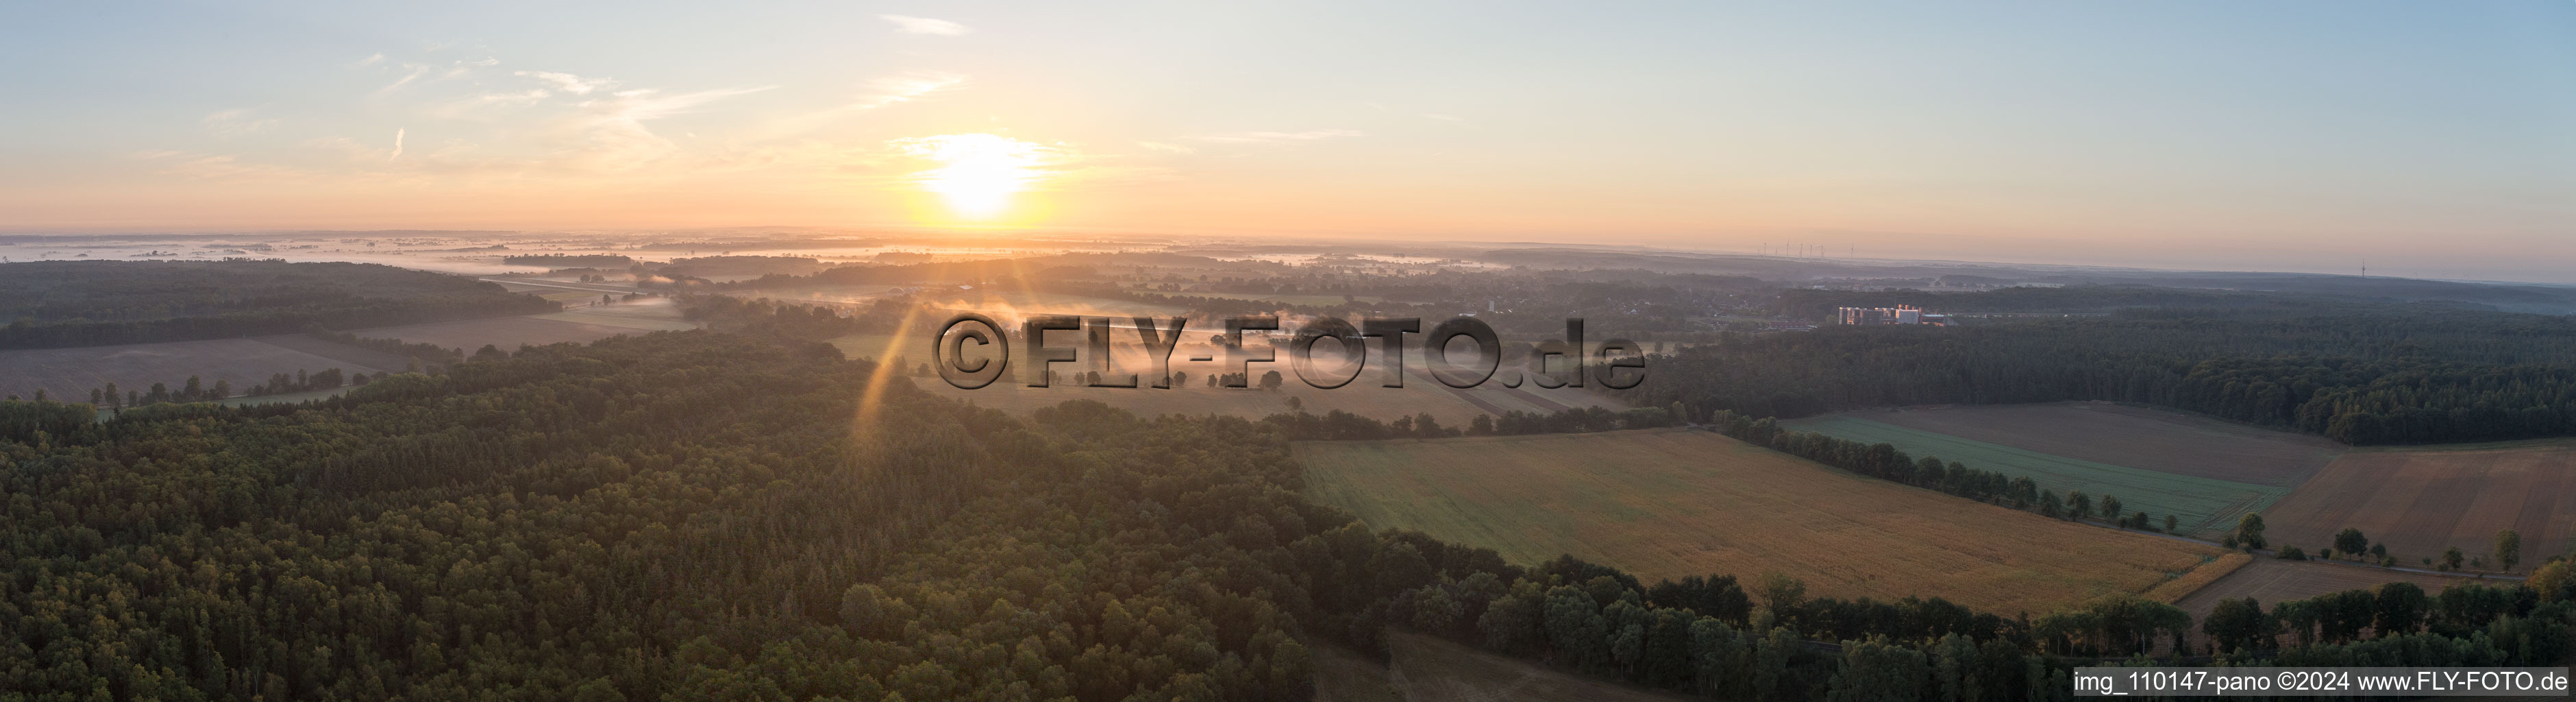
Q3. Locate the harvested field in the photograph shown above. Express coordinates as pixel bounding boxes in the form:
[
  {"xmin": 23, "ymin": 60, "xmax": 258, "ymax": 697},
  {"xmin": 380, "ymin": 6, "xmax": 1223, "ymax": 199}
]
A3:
[
  {"xmin": 0, "ymin": 337, "xmax": 396, "ymax": 401},
  {"xmin": 2143, "ymin": 552, "xmax": 2253, "ymax": 603},
  {"xmin": 2265, "ymin": 441, "xmax": 2576, "ymax": 566},
  {"xmin": 1779, "ymin": 415, "xmax": 2288, "ymax": 536},
  {"xmin": 2170, "ymin": 557, "xmax": 2475, "ymax": 650},
  {"xmin": 1297, "ymin": 428, "xmax": 2229, "ymax": 615},
  {"xmin": 1829, "ymin": 402, "xmax": 2344, "ymax": 485}
]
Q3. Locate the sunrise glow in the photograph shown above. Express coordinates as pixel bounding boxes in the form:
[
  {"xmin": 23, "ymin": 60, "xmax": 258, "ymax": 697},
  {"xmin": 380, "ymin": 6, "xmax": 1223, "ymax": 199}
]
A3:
[{"xmin": 893, "ymin": 133, "xmax": 1051, "ymax": 221}]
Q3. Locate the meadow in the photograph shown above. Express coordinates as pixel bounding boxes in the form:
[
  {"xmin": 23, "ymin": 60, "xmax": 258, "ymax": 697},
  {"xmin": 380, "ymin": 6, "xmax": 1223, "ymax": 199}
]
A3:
[
  {"xmin": 1840, "ymin": 402, "xmax": 2343, "ymax": 485},
  {"xmin": 1779, "ymin": 413, "xmax": 2292, "ymax": 535},
  {"xmin": 1296, "ymin": 428, "xmax": 2229, "ymax": 616},
  {"xmin": 2265, "ymin": 440, "xmax": 2576, "ymax": 566}
]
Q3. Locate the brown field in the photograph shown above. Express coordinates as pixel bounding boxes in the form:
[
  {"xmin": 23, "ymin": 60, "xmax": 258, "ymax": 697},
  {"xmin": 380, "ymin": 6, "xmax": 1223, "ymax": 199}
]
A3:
[
  {"xmin": 1297, "ymin": 428, "xmax": 2230, "ymax": 615},
  {"xmin": 1314, "ymin": 632, "xmax": 1693, "ymax": 702},
  {"xmin": 0, "ymin": 337, "xmax": 399, "ymax": 401},
  {"xmin": 2170, "ymin": 557, "xmax": 2475, "ymax": 650},
  {"xmin": 2142, "ymin": 552, "xmax": 2253, "ymax": 603},
  {"xmin": 1830, "ymin": 402, "xmax": 2345, "ymax": 486},
  {"xmin": 2264, "ymin": 441, "xmax": 2576, "ymax": 567}
]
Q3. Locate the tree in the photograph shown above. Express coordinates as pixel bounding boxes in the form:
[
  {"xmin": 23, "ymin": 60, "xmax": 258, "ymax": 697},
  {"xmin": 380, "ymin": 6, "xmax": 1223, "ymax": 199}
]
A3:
[
  {"xmin": 2334, "ymin": 529, "xmax": 2369, "ymax": 558},
  {"xmin": 2529, "ymin": 560, "xmax": 2574, "ymax": 603},
  {"xmin": 2373, "ymin": 582, "xmax": 2427, "ymax": 636},
  {"xmin": 2495, "ymin": 529, "xmax": 2521, "ymax": 572},
  {"xmin": 1758, "ymin": 572, "xmax": 1805, "ymax": 612},
  {"xmin": 2066, "ymin": 491, "xmax": 2091, "ymax": 520},
  {"xmin": 1827, "ymin": 636, "xmax": 1928, "ymax": 702},
  {"xmin": 2201, "ymin": 597, "xmax": 2271, "ymax": 653},
  {"xmin": 2098, "ymin": 495, "xmax": 2125, "ymax": 524},
  {"xmin": 2164, "ymin": 514, "xmax": 2179, "ymax": 533},
  {"xmin": 2234, "ymin": 513, "xmax": 2267, "ymax": 550},
  {"xmin": 2441, "ymin": 546, "xmax": 2464, "ymax": 571}
]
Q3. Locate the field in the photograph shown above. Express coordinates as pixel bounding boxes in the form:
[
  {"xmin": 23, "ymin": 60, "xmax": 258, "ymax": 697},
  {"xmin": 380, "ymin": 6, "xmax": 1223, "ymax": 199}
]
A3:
[
  {"xmin": 1822, "ymin": 403, "xmax": 2344, "ymax": 485},
  {"xmin": 836, "ymin": 327, "xmax": 1623, "ymax": 426},
  {"xmin": 1781, "ymin": 406, "xmax": 2326, "ymax": 535},
  {"xmin": 2264, "ymin": 441, "xmax": 2576, "ymax": 566},
  {"xmin": 1, "ymin": 337, "xmax": 400, "ymax": 401},
  {"xmin": 1314, "ymin": 632, "xmax": 1695, "ymax": 702},
  {"xmin": 2, "ymin": 299, "xmax": 699, "ymax": 402},
  {"xmin": 352, "ymin": 298, "xmax": 699, "ymax": 352},
  {"xmin": 2170, "ymin": 557, "xmax": 2472, "ymax": 649},
  {"xmin": 1297, "ymin": 428, "xmax": 2229, "ymax": 615}
]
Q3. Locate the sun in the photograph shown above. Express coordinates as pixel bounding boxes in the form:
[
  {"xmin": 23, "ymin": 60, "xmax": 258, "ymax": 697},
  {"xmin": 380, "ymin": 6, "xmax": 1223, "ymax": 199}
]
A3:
[{"xmin": 892, "ymin": 133, "xmax": 1052, "ymax": 220}]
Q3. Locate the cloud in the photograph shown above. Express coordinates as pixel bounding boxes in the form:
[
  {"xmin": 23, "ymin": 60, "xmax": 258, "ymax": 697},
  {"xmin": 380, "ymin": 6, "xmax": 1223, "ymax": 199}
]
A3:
[
  {"xmin": 356, "ymin": 53, "xmax": 384, "ymax": 66},
  {"xmin": 854, "ymin": 71, "xmax": 965, "ymax": 109},
  {"xmin": 558, "ymin": 86, "xmax": 779, "ymax": 170},
  {"xmin": 391, "ymin": 128, "xmax": 405, "ymax": 160},
  {"xmin": 379, "ymin": 64, "xmax": 432, "ymax": 93},
  {"xmin": 1185, "ymin": 129, "xmax": 1364, "ymax": 144},
  {"xmin": 1421, "ymin": 112, "xmax": 1465, "ymax": 123},
  {"xmin": 517, "ymin": 70, "xmax": 615, "ymax": 95},
  {"xmin": 201, "ymin": 108, "xmax": 277, "ymax": 137},
  {"xmin": 1137, "ymin": 141, "xmax": 1196, "ymax": 154},
  {"xmin": 881, "ymin": 14, "xmax": 971, "ymax": 36}
]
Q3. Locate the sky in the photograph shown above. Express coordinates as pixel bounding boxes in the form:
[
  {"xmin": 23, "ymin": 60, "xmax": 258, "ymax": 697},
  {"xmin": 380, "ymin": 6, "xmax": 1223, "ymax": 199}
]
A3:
[{"xmin": 3, "ymin": 1, "xmax": 2573, "ymax": 281}]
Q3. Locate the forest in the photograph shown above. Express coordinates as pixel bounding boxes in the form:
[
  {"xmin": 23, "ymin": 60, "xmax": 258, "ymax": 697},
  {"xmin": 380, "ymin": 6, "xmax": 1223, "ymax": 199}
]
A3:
[
  {"xmin": 1621, "ymin": 302, "xmax": 2576, "ymax": 444},
  {"xmin": 2, "ymin": 325, "xmax": 2568, "ymax": 701},
  {"xmin": 0, "ymin": 260, "xmax": 557, "ymax": 349}
]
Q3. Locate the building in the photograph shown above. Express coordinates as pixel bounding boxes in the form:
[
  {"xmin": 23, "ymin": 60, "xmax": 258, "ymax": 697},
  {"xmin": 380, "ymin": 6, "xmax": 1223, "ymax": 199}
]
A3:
[{"xmin": 1838, "ymin": 305, "xmax": 1938, "ymax": 326}]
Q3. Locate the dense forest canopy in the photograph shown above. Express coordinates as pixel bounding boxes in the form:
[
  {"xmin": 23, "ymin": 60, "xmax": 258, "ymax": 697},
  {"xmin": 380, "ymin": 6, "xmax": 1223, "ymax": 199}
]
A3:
[{"xmin": 0, "ymin": 260, "xmax": 557, "ymax": 349}]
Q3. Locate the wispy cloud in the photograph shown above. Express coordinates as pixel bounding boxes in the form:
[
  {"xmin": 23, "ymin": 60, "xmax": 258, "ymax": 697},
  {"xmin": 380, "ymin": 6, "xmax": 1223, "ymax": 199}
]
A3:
[
  {"xmin": 201, "ymin": 108, "xmax": 277, "ymax": 137},
  {"xmin": 881, "ymin": 14, "xmax": 971, "ymax": 36},
  {"xmin": 391, "ymin": 128, "xmax": 405, "ymax": 160},
  {"xmin": 558, "ymin": 86, "xmax": 779, "ymax": 170},
  {"xmin": 1421, "ymin": 112, "xmax": 1466, "ymax": 123},
  {"xmin": 855, "ymin": 71, "xmax": 965, "ymax": 109},
  {"xmin": 516, "ymin": 70, "xmax": 615, "ymax": 95},
  {"xmin": 378, "ymin": 63, "xmax": 432, "ymax": 93},
  {"xmin": 1185, "ymin": 129, "xmax": 1364, "ymax": 144},
  {"xmin": 1137, "ymin": 141, "xmax": 1196, "ymax": 154}
]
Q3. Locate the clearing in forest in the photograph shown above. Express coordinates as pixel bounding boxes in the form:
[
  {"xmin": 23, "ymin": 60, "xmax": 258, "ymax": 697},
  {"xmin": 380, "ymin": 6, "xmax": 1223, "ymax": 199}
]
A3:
[{"xmin": 1296, "ymin": 428, "xmax": 2229, "ymax": 616}]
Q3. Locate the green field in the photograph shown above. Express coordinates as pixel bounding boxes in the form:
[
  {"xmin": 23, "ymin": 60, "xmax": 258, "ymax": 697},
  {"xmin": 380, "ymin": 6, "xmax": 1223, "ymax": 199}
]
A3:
[{"xmin": 1778, "ymin": 415, "xmax": 2287, "ymax": 535}]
